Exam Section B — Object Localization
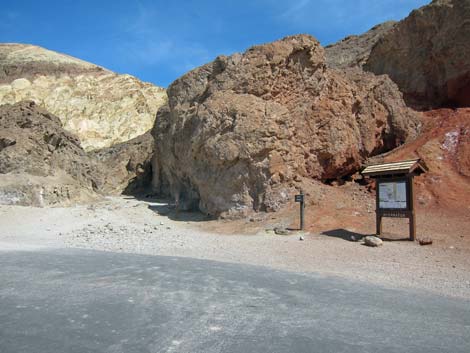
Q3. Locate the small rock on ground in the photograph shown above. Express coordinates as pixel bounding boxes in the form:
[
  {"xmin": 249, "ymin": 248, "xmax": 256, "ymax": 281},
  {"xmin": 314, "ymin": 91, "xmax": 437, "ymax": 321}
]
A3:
[
  {"xmin": 364, "ymin": 236, "xmax": 383, "ymax": 247},
  {"xmin": 418, "ymin": 237, "xmax": 433, "ymax": 246},
  {"xmin": 274, "ymin": 227, "xmax": 290, "ymax": 236}
]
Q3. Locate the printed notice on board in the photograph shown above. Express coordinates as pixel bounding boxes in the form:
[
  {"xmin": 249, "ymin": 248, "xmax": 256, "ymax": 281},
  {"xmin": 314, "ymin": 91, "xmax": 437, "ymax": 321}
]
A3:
[{"xmin": 379, "ymin": 181, "xmax": 407, "ymax": 209}]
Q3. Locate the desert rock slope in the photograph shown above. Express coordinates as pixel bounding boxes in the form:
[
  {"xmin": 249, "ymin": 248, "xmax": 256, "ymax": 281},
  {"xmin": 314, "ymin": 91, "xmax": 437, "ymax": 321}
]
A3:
[
  {"xmin": 0, "ymin": 101, "xmax": 101, "ymax": 206},
  {"xmin": 152, "ymin": 34, "xmax": 420, "ymax": 217},
  {"xmin": 365, "ymin": 0, "xmax": 470, "ymax": 108},
  {"xmin": 325, "ymin": 21, "xmax": 396, "ymax": 69},
  {"xmin": 0, "ymin": 43, "xmax": 167, "ymax": 150},
  {"xmin": 0, "ymin": 100, "xmax": 157, "ymax": 206},
  {"xmin": 370, "ymin": 108, "xmax": 470, "ymax": 214}
]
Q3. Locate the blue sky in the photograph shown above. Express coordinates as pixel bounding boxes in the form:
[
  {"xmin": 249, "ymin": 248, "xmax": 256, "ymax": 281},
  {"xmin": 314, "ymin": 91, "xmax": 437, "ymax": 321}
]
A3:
[{"xmin": 0, "ymin": 0, "xmax": 429, "ymax": 88}]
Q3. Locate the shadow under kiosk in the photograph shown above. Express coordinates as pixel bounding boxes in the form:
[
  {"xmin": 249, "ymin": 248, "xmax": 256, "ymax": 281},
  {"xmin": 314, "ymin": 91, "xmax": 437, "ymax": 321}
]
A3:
[{"xmin": 362, "ymin": 159, "xmax": 428, "ymax": 241}]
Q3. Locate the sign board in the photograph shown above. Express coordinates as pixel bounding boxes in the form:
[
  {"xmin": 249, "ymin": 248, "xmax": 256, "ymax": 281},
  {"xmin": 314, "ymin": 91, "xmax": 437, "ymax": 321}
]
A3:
[
  {"xmin": 378, "ymin": 181, "xmax": 407, "ymax": 209},
  {"xmin": 294, "ymin": 192, "xmax": 305, "ymax": 230},
  {"xmin": 362, "ymin": 159, "xmax": 428, "ymax": 241}
]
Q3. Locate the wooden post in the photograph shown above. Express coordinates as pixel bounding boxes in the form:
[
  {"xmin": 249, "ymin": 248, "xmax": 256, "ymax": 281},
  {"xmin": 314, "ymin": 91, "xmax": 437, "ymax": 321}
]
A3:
[
  {"xmin": 300, "ymin": 189, "xmax": 305, "ymax": 231},
  {"xmin": 295, "ymin": 190, "xmax": 305, "ymax": 231},
  {"xmin": 409, "ymin": 213, "xmax": 416, "ymax": 241},
  {"xmin": 375, "ymin": 179, "xmax": 382, "ymax": 236},
  {"xmin": 376, "ymin": 213, "xmax": 382, "ymax": 236},
  {"xmin": 408, "ymin": 176, "xmax": 416, "ymax": 241}
]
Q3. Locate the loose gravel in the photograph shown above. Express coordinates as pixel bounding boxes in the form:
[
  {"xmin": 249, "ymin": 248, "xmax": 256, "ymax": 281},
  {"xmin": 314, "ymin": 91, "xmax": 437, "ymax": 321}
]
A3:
[{"xmin": 1, "ymin": 196, "xmax": 469, "ymax": 299}]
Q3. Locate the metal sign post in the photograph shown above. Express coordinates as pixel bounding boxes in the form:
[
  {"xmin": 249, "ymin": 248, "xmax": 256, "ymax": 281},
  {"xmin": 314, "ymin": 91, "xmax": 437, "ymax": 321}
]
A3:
[{"xmin": 295, "ymin": 190, "xmax": 305, "ymax": 231}]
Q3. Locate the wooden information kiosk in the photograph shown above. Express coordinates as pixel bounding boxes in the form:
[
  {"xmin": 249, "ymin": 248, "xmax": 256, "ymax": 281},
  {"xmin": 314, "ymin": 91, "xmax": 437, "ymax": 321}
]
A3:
[{"xmin": 362, "ymin": 159, "xmax": 428, "ymax": 241}]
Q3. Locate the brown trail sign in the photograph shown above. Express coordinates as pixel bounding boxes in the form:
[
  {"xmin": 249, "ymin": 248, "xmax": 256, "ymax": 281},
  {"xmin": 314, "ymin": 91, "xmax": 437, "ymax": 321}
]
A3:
[
  {"xmin": 295, "ymin": 190, "xmax": 305, "ymax": 231},
  {"xmin": 362, "ymin": 159, "xmax": 428, "ymax": 241}
]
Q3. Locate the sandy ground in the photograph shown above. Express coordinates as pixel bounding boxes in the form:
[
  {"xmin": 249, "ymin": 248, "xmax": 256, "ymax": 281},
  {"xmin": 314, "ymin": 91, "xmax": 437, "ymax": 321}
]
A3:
[{"xmin": 1, "ymin": 195, "xmax": 469, "ymax": 300}]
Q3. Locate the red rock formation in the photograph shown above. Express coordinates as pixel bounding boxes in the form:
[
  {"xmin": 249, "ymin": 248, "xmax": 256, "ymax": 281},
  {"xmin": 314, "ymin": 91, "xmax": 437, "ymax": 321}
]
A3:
[{"xmin": 370, "ymin": 108, "xmax": 470, "ymax": 213}]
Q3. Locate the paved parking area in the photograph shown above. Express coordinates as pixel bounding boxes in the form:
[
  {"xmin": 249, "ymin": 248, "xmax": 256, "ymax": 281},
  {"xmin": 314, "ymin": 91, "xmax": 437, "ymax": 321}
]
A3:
[{"xmin": 1, "ymin": 249, "xmax": 469, "ymax": 353}]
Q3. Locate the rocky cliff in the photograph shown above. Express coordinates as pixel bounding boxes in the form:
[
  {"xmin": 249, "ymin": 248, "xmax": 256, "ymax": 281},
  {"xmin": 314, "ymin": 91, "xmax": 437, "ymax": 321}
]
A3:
[
  {"xmin": 0, "ymin": 43, "xmax": 167, "ymax": 150},
  {"xmin": 0, "ymin": 101, "xmax": 101, "ymax": 206},
  {"xmin": 325, "ymin": 21, "xmax": 396, "ymax": 69},
  {"xmin": 0, "ymin": 101, "xmax": 156, "ymax": 206},
  {"xmin": 152, "ymin": 35, "xmax": 420, "ymax": 217},
  {"xmin": 365, "ymin": 0, "xmax": 470, "ymax": 108}
]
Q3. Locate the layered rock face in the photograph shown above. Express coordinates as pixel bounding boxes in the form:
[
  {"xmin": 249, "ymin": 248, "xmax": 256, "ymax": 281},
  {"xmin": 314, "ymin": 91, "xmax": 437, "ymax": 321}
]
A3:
[
  {"xmin": 152, "ymin": 35, "xmax": 420, "ymax": 217},
  {"xmin": 0, "ymin": 101, "xmax": 101, "ymax": 206},
  {"xmin": 0, "ymin": 101, "xmax": 156, "ymax": 206},
  {"xmin": 0, "ymin": 44, "xmax": 167, "ymax": 150},
  {"xmin": 365, "ymin": 0, "xmax": 470, "ymax": 108},
  {"xmin": 325, "ymin": 21, "xmax": 396, "ymax": 69}
]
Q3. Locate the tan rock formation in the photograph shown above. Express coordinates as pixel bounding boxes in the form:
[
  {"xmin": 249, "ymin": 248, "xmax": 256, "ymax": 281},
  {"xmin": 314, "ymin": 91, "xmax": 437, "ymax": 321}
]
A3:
[
  {"xmin": 0, "ymin": 43, "xmax": 167, "ymax": 150},
  {"xmin": 365, "ymin": 0, "xmax": 470, "ymax": 108},
  {"xmin": 0, "ymin": 101, "xmax": 101, "ymax": 206},
  {"xmin": 325, "ymin": 21, "xmax": 396, "ymax": 69},
  {"xmin": 152, "ymin": 35, "xmax": 420, "ymax": 217},
  {"xmin": 0, "ymin": 101, "xmax": 156, "ymax": 206}
]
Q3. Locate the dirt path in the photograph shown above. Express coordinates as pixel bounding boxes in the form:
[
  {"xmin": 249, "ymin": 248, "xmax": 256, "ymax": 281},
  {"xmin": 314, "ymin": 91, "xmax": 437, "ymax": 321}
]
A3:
[{"xmin": 1, "ymin": 196, "xmax": 469, "ymax": 299}]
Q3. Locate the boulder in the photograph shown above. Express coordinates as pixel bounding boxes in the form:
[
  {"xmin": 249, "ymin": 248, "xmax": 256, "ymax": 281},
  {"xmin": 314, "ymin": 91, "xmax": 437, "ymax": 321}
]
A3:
[
  {"xmin": 365, "ymin": 0, "xmax": 470, "ymax": 108},
  {"xmin": 152, "ymin": 35, "xmax": 420, "ymax": 217}
]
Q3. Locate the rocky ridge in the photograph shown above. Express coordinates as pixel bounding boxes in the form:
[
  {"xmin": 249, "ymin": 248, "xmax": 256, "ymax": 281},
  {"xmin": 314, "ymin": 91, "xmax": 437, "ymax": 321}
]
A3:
[
  {"xmin": 152, "ymin": 35, "xmax": 420, "ymax": 217},
  {"xmin": 0, "ymin": 101, "xmax": 155, "ymax": 206},
  {"xmin": 365, "ymin": 0, "xmax": 470, "ymax": 108},
  {"xmin": 325, "ymin": 21, "xmax": 396, "ymax": 69},
  {"xmin": 0, "ymin": 43, "xmax": 167, "ymax": 150},
  {"xmin": 0, "ymin": 101, "xmax": 101, "ymax": 206}
]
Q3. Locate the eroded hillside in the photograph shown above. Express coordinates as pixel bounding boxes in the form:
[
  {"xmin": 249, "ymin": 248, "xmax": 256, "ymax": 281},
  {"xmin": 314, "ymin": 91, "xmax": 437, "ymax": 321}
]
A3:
[{"xmin": 0, "ymin": 44, "xmax": 167, "ymax": 150}]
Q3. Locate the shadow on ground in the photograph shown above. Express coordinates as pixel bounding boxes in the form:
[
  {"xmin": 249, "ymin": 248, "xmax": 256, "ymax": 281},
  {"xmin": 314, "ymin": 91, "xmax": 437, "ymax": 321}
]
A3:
[
  {"xmin": 322, "ymin": 229, "xmax": 411, "ymax": 242},
  {"xmin": 321, "ymin": 228, "xmax": 371, "ymax": 242},
  {"xmin": 379, "ymin": 234, "xmax": 413, "ymax": 242},
  {"xmin": 120, "ymin": 194, "xmax": 217, "ymax": 223},
  {"xmin": 147, "ymin": 203, "xmax": 214, "ymax": 222}
]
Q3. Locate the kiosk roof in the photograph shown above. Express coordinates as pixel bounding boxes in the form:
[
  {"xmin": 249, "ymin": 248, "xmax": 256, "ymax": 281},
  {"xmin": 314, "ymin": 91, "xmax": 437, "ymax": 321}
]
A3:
[{"xmin": 362, "ymin": 159, "xmax": 428, "ymax": 177}]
